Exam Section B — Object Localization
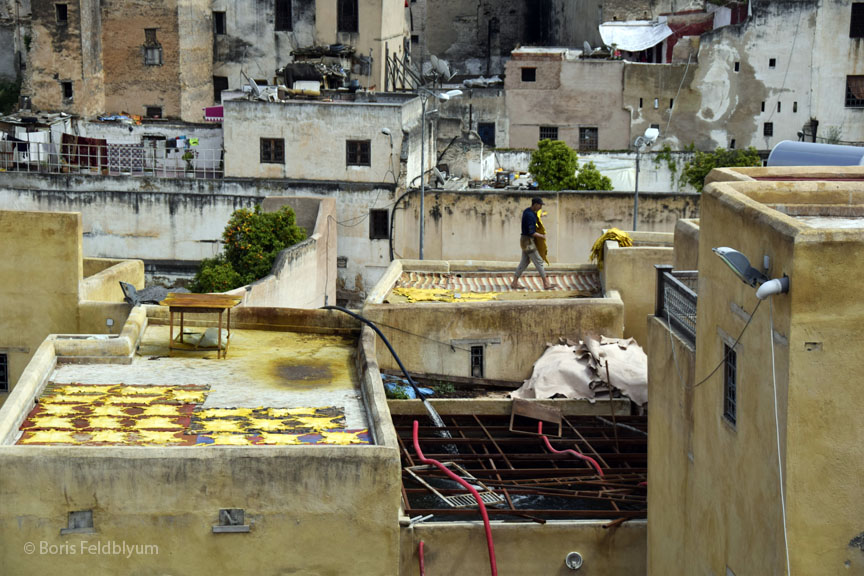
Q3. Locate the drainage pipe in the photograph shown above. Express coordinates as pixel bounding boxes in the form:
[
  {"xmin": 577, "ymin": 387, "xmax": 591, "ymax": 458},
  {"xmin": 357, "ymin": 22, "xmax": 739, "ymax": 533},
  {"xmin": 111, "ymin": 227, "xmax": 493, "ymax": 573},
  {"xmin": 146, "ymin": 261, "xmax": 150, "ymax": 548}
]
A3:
[
  {"xmin": 418, "ymin": 541, "xmax": 426, "ymax": 576},
  {"xmin": 538, "ymin": 422, "xmax": 604, "ymax": 478},
  {"xmin": 412, "ymin": 420, "xmax": 498, "ymax": 576}
]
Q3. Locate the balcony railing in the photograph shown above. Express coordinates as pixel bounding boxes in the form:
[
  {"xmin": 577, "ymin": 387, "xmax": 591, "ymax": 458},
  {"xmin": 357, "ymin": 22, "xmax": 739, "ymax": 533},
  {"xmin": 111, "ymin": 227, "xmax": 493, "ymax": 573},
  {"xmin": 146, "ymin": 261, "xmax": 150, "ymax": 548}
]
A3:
[
  {"xmin": 0, "ymin": 139, "xmax": 223, "ymax": 179},
  {"xmin": 655, "ymin": 265, "xmax": 698, "ymax": 347}
]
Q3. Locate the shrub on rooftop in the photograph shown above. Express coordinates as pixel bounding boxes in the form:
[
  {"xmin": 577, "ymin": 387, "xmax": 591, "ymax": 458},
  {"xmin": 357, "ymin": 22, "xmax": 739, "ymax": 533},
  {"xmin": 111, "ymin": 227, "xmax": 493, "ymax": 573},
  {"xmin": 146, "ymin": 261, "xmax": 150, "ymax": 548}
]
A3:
[
  {"xmin": 681, "ymin": 145, "xmax": 762, "ymax": 191},
  {"xmin": 529, "ymin": 139, "xmax": 613, "ymax": 191},
  {"xmin": 190, "ymin": 205, "xmax": 307, "ymax": 293}
]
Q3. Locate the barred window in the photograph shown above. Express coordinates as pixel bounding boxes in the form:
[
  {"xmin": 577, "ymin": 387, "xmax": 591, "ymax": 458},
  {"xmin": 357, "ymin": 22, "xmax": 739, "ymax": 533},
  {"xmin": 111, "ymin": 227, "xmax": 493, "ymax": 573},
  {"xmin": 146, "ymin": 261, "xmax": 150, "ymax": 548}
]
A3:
[
  {"xmin": 470, "ymin": 346, "xmax": 484, "ymax": 378},
  {"xmin": 763, "ymin": 122, "xmax": 773, "ymax": 137},
  {"xmin": 0, "ymin": 353, "xmax": 8, "ymax": 392},
  {"xmin": 579, "ymin": 127, "xmax": 598, "ymax": 151},
  {"xmin": 846, "ymin": 75, "xmax": 864, "ymax": 107},
  {"xmin": 338, "ymin": 0, "xmax": 358, "ymax": 33},
  {"xmin": 346, "ymin": 140, "xmax": 370, "ymax": 166},
  {"xmin": 260, "ymin": 138, "xmax": 284, "ymax": 163},
  {"xmin": 723, "ymin": 344, "xmax": 737, "ymax": 426},
  {"xmin": 539, "ymin": 126, "xmax": 558, "ymax": 141}
]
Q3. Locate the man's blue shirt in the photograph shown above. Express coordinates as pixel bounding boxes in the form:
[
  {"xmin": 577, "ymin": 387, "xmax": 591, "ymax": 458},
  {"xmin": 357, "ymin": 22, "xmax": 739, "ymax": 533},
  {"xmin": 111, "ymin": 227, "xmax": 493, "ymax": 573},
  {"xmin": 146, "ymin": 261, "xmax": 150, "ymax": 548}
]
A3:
[{"xmin": 521, "ymin": 207, "xmax": 538, "ymax": 237}]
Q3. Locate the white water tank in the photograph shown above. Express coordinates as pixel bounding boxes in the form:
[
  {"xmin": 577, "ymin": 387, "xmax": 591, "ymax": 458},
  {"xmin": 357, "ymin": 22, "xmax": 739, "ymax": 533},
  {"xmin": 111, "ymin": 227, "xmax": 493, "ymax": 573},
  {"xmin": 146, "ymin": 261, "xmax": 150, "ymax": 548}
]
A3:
[{"xmin": 767, "ymin": 140, "xmax": 864, "ymax": 166}]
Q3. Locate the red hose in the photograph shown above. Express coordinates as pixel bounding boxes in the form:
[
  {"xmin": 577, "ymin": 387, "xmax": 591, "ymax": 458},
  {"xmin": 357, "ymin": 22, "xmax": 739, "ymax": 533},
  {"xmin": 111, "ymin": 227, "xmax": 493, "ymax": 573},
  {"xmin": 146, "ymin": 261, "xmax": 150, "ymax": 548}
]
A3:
[
  {"xmin": 412, "ymin": 420, "xmax": 498, "ymax": 576},
  {"xmin": 538, "ymin": 421, "xmax": 604, "ymax": 477},
  {"xmin": 418, "ymin": 541, "xmax": 426, "ymax": 576}
]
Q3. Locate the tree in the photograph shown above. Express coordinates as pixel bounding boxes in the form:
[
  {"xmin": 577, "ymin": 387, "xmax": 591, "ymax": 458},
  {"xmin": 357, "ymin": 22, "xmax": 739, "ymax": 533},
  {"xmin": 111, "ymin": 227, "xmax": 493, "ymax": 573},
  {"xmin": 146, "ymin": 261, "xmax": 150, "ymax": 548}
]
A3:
[
  {"xmin": 529, "ymin": 139, "xmax": 613, "ymax": 191},
  {"xmin": 681, "ymin": 146, "xmax": 762, "ymax": 191},
  {"xmin": 190, "ymin": 205, "xmax": 307, "ymax": 292}
]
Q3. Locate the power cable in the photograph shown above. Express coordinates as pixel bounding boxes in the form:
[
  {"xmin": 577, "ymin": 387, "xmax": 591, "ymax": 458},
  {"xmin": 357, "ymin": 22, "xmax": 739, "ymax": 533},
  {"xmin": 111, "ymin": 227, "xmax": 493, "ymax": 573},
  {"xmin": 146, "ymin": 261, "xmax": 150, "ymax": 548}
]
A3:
[
  {"xmin": 690, "ymin": 298, "xmax": 762, "ymax": 389},
  {"xmin": 769, "ymin": 297, "xmax": 791, "ymax": 576}
]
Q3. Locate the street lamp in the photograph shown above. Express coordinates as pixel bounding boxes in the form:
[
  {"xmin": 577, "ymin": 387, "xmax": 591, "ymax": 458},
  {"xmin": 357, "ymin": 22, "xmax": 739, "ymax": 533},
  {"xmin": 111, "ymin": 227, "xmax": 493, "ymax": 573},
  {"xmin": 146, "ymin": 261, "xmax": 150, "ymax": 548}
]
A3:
[
  {"xmin": 418, "ymin": 88, "xmax": 462, "ymax": 259},
  {"xmin": 632, "ymin": 127, "xmax": 659, "ymax": 231}
]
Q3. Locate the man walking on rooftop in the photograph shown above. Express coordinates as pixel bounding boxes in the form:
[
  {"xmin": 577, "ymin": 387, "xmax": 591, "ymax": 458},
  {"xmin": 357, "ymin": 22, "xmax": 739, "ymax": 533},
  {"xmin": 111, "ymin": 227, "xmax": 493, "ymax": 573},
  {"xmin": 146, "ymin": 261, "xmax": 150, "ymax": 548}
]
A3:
[{"xmin": 511, "ymin": 197, "xmax": 556, "ymax": 290}]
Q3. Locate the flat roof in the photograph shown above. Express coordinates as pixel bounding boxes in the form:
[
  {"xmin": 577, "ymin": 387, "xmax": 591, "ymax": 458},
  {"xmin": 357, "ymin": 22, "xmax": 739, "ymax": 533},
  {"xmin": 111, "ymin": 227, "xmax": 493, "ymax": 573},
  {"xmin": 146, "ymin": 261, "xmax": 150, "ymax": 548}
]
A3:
[
  {"xmin": 14, "ymin": 325, "xmax": 371, "ymax": 447},
  {"xmin": 385, "ymin": 270, "xmax": 602, "ymax": 303}
]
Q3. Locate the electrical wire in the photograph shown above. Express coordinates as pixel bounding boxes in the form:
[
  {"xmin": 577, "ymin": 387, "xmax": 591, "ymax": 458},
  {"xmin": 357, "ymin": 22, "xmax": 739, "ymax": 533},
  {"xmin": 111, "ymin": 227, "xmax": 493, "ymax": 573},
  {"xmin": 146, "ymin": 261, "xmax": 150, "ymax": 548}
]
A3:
[
  {"xmin": 664, "ymin": 50, "xmax": 692, "ymax": 136},
  {"xmin": 769, "ymin": 297, "xmax": 791, "ymax": 575},
  {"xmin": 372, "ymin": 317, "xmax": 475, "ymax": 354},
  {"xmin": 691, "ymin": 298, "xmax": 762, "ymax": 389}
]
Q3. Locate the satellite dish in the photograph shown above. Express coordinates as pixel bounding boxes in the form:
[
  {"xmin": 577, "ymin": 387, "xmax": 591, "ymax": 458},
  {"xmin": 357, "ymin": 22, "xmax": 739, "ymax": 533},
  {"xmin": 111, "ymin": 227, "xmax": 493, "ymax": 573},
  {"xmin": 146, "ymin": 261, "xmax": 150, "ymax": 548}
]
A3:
[
  {"xmin": 437, "ymin": 58, "xmax": 453, "ymax": 81},
  {"xmin": 429, "ymin": 54, "xmax": 440, "ymax": 71},
  {"xmin": 242, "ymin": 71, "xmax": 261, "ymax": 98},
  {"xmin": 583, "ymin": 41, "xmax": 593, "ymax": 54}
]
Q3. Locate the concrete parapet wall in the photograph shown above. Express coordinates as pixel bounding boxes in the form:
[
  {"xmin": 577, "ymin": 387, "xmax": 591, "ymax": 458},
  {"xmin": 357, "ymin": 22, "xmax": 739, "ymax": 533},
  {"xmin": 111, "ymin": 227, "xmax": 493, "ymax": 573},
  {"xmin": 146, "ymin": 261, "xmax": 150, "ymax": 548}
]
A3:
[
  {"xmin": 53, "ymin": 305, "xmax": 147, "ymax": 359},
  {"xmin": 79, "ymin": 259, "xmax": 144, "ymax": 302},
  {"xmin": 0, "ymin": 339, "xmax": 56, "ymax": 445},
  {"xmin": 673, "ymin": 218, "xmax": 700, "ymax": 270}
]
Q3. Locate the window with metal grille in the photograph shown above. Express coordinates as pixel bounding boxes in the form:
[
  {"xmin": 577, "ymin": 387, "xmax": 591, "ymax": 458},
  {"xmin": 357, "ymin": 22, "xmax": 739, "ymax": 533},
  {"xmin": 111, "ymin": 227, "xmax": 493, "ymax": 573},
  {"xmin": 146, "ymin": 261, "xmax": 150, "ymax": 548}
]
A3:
[
  {"xmin": 213, "ymin": 76, "xmax": 228, "ymax": 103},
  {"xmin": 275, "ymin": 0, "xmax": 292, "ymax": 31},
  {"xmin": 369, "ymin": 209, "xmax": 389, "ymax": 239},
  {"xmin": 145, "ymin": 106, "xmax": 162, "ymax": 118},
  {"xmin": 260, "ymin": 138, "xmax": 284, "ymax": 163},
  {"xmin": 61, "ymin": 81, "xmax": 73, "ymax": 100},
  {"xmin": 346, "ymin": 140, "xmax": 370, "ymax": 166},
  {"xmin": 723, "ymin": 343, "xmax": 737, "ymax": 425},
  {"xmin": 0, "ymin": 353, "xmax": 7, "ymax": 393},
  {"xmin": 579, "ymin": 127, "xmax": 598, "ymax": 151},
  {"xmin": 56, "ymin": 4, "xmax": 68, "ymax": 25},
  {"xmin": 763, "ymin": 122, "xmax": 773, "ymax": 137},
  {"xmin": 470, "ymin": 346, "xmax": 484, "ymax": 378},
  {"xmin": 338, "ymin": 0, "xmax": 358, "ymax": 33},
  {"xmin": 851, "ymin": 3, "xmax": 864, "ymax": 37},
  {"xmin": 213, "ymin": 11, "xmax": 226, "ymax": 35},
  {"xmin": 143, "ymin": 29, "xmax": 163, "ymax": 66},
  {"xmin": 846, "ymin": 75, "xmax": 864, "ymax": 107},
  {"xmin": 521, "ymin": 67, "xmax": 536, "ymax": 82},
  {"xmin": 539, "ymin": 126, "xmax": 558, "ymax": 141},
  {"xmin": 478, "ymin": 122, "xmax": 496, "ymax": 147}
]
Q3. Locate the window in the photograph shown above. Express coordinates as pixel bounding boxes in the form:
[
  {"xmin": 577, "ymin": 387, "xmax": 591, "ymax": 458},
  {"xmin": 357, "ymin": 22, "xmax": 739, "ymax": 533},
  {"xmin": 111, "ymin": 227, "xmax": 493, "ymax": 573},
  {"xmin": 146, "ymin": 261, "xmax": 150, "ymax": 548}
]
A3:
[
  {"xmin": 579, "ymin": 127, "xmax": 598, "ymax": 151},
  {"xmin": 470, "ymin": 346, "xmax": 484, "ymax": 378},
  {"xmin": 761, "ymin": 101, "xmax": 765, "ymax": 112},
  {"xmin": 763, "ymin": 122, "xmax": 773, "ymax": 136},
  {"xmin": 639, "ymin": 97, "xmax": 643, "ymax": 108},
  {"xmin": 846, "ymin": 75, "xmax": 864, "ymax": 107},
  {"xmin": 337, "ymin": 0, "xmax": 358, "ymax": 33},
  {"xmin": 61, "ymin": 81, "xmax": 73, "ymax": 100},
  {"xmin": 730, "ymin": 138, "xmax": 736, "ymax": 149},
  {"xmin": 275, "ymin": 0, "xmax": 292, "ymax": 31},
  {"xmin": 213, "ymin": 76, "xmax": 229, "ymax": 103},
  {"xmin": 521, "ymin": 67, "xmax": 536, "ymax": 82},
  {"xmin": 213, "ymin": 11, "xmax": 226, "ymax": 35},
  {"xmin": 411, "ymin": 34, "xmax": 419, "ymax": 45},
  {"xmin": 650, "ymin": 123, "xmax": 660, "ymax": 130},
  {"xmin": 145, "ymin": 28, "xmax": 158, "ymax": 44},
  {"xmin": 260, "ymin": 138, "xmax": 285, "ymax": 163},
  {"xmin": 769, "ymin": 58, "xmax": 776, "ymax": 68},
  {"xmin": 734, "ymin": 61, "xmax": 740, "ymax": 72},
  {"xmin": 722, "ymin": 343, "xmax": 737, "ymax": 425},
  {"xmin": 653, "ymin": 98, "xmax": 659, "ymax": 109},
  {"xmin": 145, "ymin": 106, "xmax": 162, "ymax": 119},
  {"xmin": 369, "ymin": 209, "xmax": 389, "ymax": 239},
  {"xmin": 539, "ymin": 126, "xmax": 558, "ymax": 141},
  {"xmin": 478, "ymin": 122, "xmax": 496, "ymax": 147},
  {"xmin": 669, "ymin": 98, "xmax": 674, "ymax": 108},
  {"xmin": 346, "ymin": 140, "xmax": 370, "ymax": 166},
  {"xmin": 143, "ymin": 29, "xmax": 163, "ymax": 66},
  {"xmin": 60, "ymin": 510, "xmax": 94, "ymax": 535},
  {"xmin": 852, "ymin": 3, "xmax": 864, "ymax": 37},
  {"xmin": 777, "ymin": 101, "xmax": 781, "ymax": 113},
  {"xmin": 0, "ymin": 353, "xmax": 7, "ymax": 393},
  {"xmin": 56, "ymin": 3, "xmax": 68, "ymax": 25},
  {"xmin": 793, "ymin": 101, "xmax": 798, "ymax": 113}
]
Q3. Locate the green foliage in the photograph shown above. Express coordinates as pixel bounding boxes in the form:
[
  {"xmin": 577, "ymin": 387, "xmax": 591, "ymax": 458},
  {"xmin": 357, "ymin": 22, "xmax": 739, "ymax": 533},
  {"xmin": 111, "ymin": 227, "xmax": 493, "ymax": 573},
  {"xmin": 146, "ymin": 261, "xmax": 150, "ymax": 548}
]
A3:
[
  {"xmin": 653, "ymin": 144, "xmax": 680, "ymax": 188},
  {"xmin": 529, "ymin": 139, "xmax": 613, "ymax": 191},
  {"xmin": 190, "ymin": 205, "xmax": 307, "ymax": 293},
  {"xmin": 681, "ymin": 146, "xmax": 762, "ymax": 191},
  {"xmin": 0, "ymin": 80, "xmax": 21, "ymax": 116},
  {"xmin": 385, "ymin": 386, "xmax": 411, "ymax": 400},
  {"xmin": 432, "ymin": 381, "xmax": 455, "ymax": 396}
]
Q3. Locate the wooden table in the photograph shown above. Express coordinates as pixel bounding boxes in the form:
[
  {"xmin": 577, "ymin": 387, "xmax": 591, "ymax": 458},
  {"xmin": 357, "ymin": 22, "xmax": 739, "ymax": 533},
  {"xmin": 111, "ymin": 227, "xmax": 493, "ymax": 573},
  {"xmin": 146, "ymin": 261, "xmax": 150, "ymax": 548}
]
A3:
[{"xmin": 160, "ymin": 293, "xmax": 243, "ymax": 359}]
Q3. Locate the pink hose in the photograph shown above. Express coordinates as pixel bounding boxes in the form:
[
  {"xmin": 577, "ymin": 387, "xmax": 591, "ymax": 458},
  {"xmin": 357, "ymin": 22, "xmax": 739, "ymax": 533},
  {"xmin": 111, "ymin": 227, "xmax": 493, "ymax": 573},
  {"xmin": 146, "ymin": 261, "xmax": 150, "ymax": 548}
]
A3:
[
  {"xmin": 418, "ymin": 541, "xmax": 426, "ymax": 576},
  {"xmin": 412, "ymin": 420, "xmax": 498, "ymax": 576},
  {"xmin": 538, "ymin": 421, "xmax": 604, "ymax": 477}
]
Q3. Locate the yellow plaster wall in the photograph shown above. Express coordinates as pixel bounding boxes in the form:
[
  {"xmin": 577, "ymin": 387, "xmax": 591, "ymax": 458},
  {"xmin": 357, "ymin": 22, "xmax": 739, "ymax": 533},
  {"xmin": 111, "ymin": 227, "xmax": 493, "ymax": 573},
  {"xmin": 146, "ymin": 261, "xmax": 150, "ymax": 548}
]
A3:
[
  {"xmin": 673, "ymin": 218, "xmax": 699, "ymax": 270},
  {"xmin": 79, "ymin": 259, "xmax": 144, "ymax": 302},
  {"xmin": 0, "ymin": 210, "xmax": 82, "ymax": 400}
]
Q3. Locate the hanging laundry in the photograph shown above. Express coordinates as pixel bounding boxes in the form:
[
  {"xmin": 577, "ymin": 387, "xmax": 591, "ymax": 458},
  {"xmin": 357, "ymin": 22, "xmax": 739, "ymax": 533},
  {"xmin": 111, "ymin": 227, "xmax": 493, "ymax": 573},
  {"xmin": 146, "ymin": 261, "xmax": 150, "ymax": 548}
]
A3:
[{"xmin": 189, "ymin": 138, "xmax": 199, "ymax": 146}]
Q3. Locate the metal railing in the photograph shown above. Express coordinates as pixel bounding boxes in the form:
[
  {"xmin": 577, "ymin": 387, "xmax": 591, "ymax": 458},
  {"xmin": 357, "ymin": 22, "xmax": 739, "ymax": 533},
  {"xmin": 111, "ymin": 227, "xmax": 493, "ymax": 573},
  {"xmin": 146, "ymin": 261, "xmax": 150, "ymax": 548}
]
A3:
[
  {"xmin": 0, "ymin": 139, "xmax": 223, "ymax": 179},
  {"xmin": 655, "ymin": 265, "xmax": 698, "ymax": 346}
]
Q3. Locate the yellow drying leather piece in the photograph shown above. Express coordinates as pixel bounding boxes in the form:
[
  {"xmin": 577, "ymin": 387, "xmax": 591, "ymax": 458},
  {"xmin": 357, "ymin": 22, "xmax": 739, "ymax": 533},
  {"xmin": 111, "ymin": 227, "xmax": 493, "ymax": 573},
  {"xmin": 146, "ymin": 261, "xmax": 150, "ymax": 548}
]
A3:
[
  {"xmin": 268, "ymin": 407, "xmax": 315, "ymax": 418},
  {"xmin": 535, "ymin": 208, "xmax": 550, "ymax": 264},
  {"xmin": 141, "ymin": 405, "xmax": 183, "ymax": 417},
  {"xmin": 246, "ymin": 418, "xmax": 289, "ymax": 432},
  {"xmin": 39, "ymin": 404, "xmax": 79, "ymax": 417},
  {"xmin": 87, "ymin": 416, "xmax": 126, "ymax": 430},
  {"xmin": 589, "ymin": 228, "xmax": 633, "ymax": 271},
  {"xmin": 133, "ymin": 417, "xmax": 182, "ymax": 430},
  {"xmin": 103, "ymin": 395, "xmax": 152, "ymax": 405},
  {"xmin": 290, "ymin": 416, "xmax": 341, "ymax": 431},
  {"xmin": 136, "ymin": 430, "xmax": 182, "ymax": 444},
  {"xmin": 205, "ymin": 434, "xmax": 252, "ymax": 446},
  {"xmin": 58, "ymin": 385, "xmax": 112, "ymax": 395},
  {"xmin": 90, "ymin": 405, "xmax": 128, "ymax": 417},
  {"xmin": 392, "ymin": 287, "xmax": 498, "ymax": 303},
  {"xmin": 197, "ymin": 419, "xmax": 246, "ymax": 433},
  {"xmin": 117, "ymin": 385, "xmax": 172, "ymax": 396},
  {"xmin": 319, "ymin": 430, "xmax": 367, "ymax": 445},
  {"xmin": 196, "ymin": 408, "xmax": 254, "ymax": 419},
  {"xmin": 20, "ymin": 430, "xmax": 77, "ymax": 444},
  {"xmin": 44, "ymin": 394, "xmax": 89, "ymax": 404},
  {"xmin": 257, "ymin": 433, "xmax": 302, "ymax": 445},
  {"xmin": 89, "ymin": 430, "xmax": 128, "ymax": 443},
  {"xmin": 168, "ymin": 390, "xmax": 207, "ymax": 403},
  {"xmin": 27, "ymin": 416, "xmax": 74, "ymax": 429}
]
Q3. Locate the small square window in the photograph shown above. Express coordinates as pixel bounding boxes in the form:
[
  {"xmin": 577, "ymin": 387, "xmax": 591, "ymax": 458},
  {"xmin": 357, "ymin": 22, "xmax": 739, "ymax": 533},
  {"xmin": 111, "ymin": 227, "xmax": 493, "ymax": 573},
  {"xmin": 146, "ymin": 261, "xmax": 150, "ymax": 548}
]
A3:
[
  {"xmin": 260, "ymin": 138, "xmax": 285, "ymax": 163},
  {"xmin": 579, "ymin": 127, "xmax": 598, "ymax": 151},
  {"xmin": 61, "ymin": 81, "xmax": 73, "ymax": 100},
  {"xmin": 143, "ymin": 45, "xmax": 163, "ymax": 66},
  {"xmin": 769, "ymin": 58, "xmax": 776, "ymax": 68},
  {"xmin": 777, "ymin": 101, "xmax": 781, "ymax": 113},
  {"xmin": 793, "ymin": 101, "xmax": 798, "ymax": 113},
  {"xmin": 539, "ymin": 126, "xmax": 558, "ymax": 141},
  {"xmin": 145, "ymin": 106, "xmax": 162, "ymax": 119},
  {"xmin": 213, "ymin": 11, "xmax": 226, "ymax": 35},
  {"xmin": 763, "ymin": 122, "xmax": 773, "ymax": 137},
  {"xmin": 56, "ymin": 3, "xmax": 68, "ymax": 25},
  {"xmin": 521, "ymin": 67, "xmax": 536, "ymax": 82},
  {"xmin": 478, "ymin": 122, "xmax": 496, "ymax": 147},
  {"xmin": 761, "ymin": 101, "xmax": 765, "ymax": 112},
  {"xmin": 470, "ymin": 345, "xmax": 484, "ymax": 378},
  {"xmin": 650, "ymin": 123, "xmax": 660, "ymax": 130},
  {"xmin": 369, "ymin": 209, "xmax": 389, "ymax": 239},
  {"xmin": 0, "ymin": 353, "xmax": 8, "ymax": 393},
  {"xmin": 669, "ymin": 98, "xmax": 674, "ymax": 109},
  {"xmin": 346, "ymin": 140, "xmax": 371, "ymax": 166},
  {"xmin": 275, "ymin": 0, "xmax": 292, "ymax": 31},
  {"xmin": 144, "ymin": 28, "xmax": 158, "ymax": 45},
  {"xmin": 639, "ymin": 97, "xmax": 643, "ymax": 108},
  {"xmin": 846, "ymin": 75, "xmax": 864, "ymax": 107},
  {"xmin": 730, "ymin": 138, "xmax": 736, "ymax": 149},
  {"xmin": 337, "ymin": 0, "xmax": 358, "ymax": 33},
  {"xmin": 723, "ymin": 343, "xmax": 737, "ymax": 425},
  {"xmin": 734, "ymin": 61, "xmax": 740, "ymax": 72},
  {"xmin": 213, "ymin": 76, "xmax": 229, "ymax": 103},
  {"xmin": 851, "ymin": 3, "xmax": 864, "ymax": 37},
  {"xmin": 60, "ymin": 510, "xmax": 94, "ymax": 534},
  {"xmin": 411, "ymin": 34, "xmax": 419, "ymax": 44}
]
